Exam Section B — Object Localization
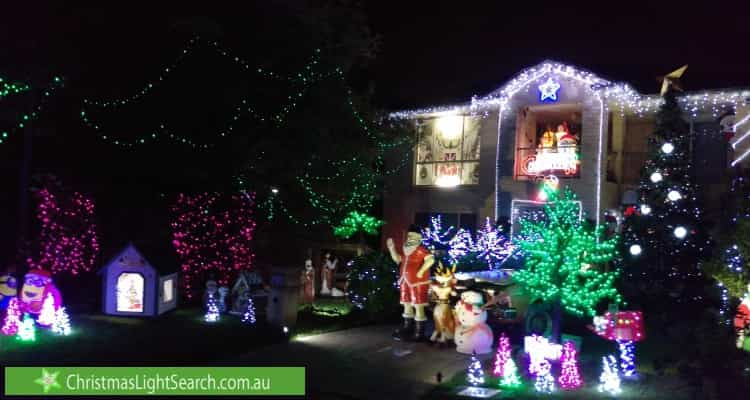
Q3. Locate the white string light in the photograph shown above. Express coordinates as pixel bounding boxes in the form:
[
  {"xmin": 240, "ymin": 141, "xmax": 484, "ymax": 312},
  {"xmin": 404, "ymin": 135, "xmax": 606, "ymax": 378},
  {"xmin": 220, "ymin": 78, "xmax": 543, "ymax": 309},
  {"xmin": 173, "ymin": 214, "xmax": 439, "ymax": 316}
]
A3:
[
  {"xmin": 388, "ymin": 60, "xmax": 750, "ymax": 224},
  {"xmin": 389, "ymin": 61, "xmax": 750, "ymax": 120}
]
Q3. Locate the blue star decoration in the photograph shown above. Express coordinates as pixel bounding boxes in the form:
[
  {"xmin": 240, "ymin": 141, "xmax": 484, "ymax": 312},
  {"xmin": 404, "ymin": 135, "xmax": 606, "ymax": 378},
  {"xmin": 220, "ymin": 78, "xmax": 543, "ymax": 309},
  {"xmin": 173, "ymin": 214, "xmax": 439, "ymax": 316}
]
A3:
[
  {"xmin": 34, "ymin": 368, "xmax": 62, "ymax": 394},
  {"xmin": 538, "ymin": 77, "xmax": 561, "ymax": 102}
]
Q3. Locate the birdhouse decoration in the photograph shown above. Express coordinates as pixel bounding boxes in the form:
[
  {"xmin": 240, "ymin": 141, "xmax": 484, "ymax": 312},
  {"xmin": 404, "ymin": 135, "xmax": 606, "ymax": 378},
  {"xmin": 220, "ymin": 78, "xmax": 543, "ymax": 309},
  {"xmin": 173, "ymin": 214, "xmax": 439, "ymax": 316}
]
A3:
[
  {"xmin": 591, "ymin": 311, "xmax": 645, "ymax": 377},
  {"xmin": 99, "ymin": 243, "xmax": 178, "ymax": 317},
  {"xmin": 591, "ymin": 311, "xmax": 645, "ymax": 342}
]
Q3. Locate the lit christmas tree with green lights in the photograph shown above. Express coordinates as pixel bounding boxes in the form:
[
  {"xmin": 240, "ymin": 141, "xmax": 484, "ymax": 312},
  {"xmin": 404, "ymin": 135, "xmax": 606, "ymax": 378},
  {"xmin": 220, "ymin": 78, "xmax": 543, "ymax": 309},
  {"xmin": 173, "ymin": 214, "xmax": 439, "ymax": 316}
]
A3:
[{"xmin": 514, "ymin": 185, "xmax": 621, "ymax": 340}]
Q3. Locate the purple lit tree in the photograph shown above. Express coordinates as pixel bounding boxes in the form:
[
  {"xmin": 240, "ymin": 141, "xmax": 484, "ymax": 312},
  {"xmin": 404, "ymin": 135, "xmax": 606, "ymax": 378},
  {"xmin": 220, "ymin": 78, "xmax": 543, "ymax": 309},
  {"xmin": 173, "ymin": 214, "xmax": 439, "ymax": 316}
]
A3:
[
  {"xmin": 171, "ymin": 192, "xmax": 256, "ymax": 299},
  {"xmin": 558, "ymin": 341, "xmax": 583, "ymax": 390},
  {"xmin": 492, "ymin": 333, "xmax": 511, "ymax": 377}
]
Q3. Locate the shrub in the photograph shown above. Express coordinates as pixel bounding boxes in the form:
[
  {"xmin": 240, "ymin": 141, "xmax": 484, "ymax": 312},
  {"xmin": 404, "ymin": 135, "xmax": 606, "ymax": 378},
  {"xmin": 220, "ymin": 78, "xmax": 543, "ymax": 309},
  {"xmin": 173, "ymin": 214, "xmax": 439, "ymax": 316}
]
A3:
[{"xmin": 346, "ymin": 251, "xmax": 400, "ymax": 320}]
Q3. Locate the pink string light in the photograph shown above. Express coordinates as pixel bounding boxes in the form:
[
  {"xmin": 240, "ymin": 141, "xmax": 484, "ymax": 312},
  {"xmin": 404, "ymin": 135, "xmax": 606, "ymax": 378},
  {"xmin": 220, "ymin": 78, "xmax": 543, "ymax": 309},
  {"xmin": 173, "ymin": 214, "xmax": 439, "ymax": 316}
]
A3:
[
  {"xmin": 27, "ymin": 188, "xmax": 100, "ymax": 276},
  {"xmin": 170, "ymin": 192, "xmax": 256, "ymax": 299}
]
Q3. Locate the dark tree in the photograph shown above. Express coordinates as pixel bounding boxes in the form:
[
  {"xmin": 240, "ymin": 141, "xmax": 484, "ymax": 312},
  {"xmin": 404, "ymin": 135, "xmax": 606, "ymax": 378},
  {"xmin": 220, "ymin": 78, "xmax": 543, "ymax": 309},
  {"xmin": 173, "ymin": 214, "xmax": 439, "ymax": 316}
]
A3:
[{"xmin": 620, "ymin": 88, "xmax": 712, "ymax": 310}]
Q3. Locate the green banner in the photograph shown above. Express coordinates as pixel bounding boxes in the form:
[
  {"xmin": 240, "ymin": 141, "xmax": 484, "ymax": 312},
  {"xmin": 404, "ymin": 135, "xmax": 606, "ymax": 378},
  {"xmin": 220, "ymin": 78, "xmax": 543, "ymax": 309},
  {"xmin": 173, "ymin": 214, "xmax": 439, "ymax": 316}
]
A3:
[{"xmin": 4, "ymin": 367, "xmax": 305, "ymax": 396}]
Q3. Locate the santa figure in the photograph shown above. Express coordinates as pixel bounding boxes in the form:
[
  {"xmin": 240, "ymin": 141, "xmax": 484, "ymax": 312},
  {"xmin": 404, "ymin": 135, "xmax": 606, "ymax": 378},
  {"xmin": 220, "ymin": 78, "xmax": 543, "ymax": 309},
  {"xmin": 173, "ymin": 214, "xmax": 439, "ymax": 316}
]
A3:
[
  {"xmin": 719, "ymin": 110, "xmax": 736, "ymax": 142},
  {"xmin": 735, "ymin": 284, "xmax": 750, "ymax": 350},
  {"xmin": 387, "ymin": 225, "xmax": 434, "ymax": 341},
  {"xmin": 19, "ymin": 269, "xmax": 62, "ymax": 315},
  {"xmin": 300, "ymin": 258, "xmax": 315, "ymax": 304},
  {"xmin": 320, "ymin": 253, "xmax": 337, "ymax": 296}
]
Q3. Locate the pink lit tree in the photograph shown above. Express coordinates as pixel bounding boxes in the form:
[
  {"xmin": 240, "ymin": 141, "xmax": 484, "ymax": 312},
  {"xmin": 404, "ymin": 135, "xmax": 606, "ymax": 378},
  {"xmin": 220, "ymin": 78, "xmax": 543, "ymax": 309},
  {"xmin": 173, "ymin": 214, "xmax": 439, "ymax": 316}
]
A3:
[
  {"xmin": 170, "ymin": 192, "xmax": 256, "ymax": 299},
  {"xmin": 492, "ymin": 332, "xmax": 512, "ymax": 377},
  {"xmin": 27, "ymin": 187, "xmax": 100, "ymax": 276},
  {"xmin": 558, "ymin": 341, "xmax": 583, "ymax": 390}
]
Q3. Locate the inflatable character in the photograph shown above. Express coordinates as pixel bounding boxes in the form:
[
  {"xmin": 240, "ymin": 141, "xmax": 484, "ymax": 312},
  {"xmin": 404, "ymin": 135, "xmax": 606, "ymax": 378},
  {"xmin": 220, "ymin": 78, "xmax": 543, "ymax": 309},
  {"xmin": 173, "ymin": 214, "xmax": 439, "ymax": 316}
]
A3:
[
  {"xmin": 430, "ymin": 263, "xmax": 457, "ymax": 347},
  {"xmin": 454, "ymin": 290, "xmax": 493, "ymax": 354},
  {"xmin": 735, "ymin": 284, "xmax": 750, "ymax": 350},
  {"xmin": 0, "ymin": 271, "xmax": 18, "ymax": 310},
  {"xmin": 20, "ymin": 269, "xmax": 61, "ymax": 315},
  {"xmin": 540, "ymin": 125, "xmax": 555, "ymax": 149},
  {"xmin": 387, "ymin": 225, "xmax": 434, "ymax": 341}
]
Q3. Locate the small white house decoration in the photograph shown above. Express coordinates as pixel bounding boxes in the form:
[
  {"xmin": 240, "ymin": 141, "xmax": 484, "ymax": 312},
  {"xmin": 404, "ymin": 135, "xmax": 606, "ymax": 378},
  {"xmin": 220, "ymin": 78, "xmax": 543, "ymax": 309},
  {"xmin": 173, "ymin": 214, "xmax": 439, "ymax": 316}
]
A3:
[{"xmin": 100, "ymin": 243, "xmax": 178, "ymax": 316}]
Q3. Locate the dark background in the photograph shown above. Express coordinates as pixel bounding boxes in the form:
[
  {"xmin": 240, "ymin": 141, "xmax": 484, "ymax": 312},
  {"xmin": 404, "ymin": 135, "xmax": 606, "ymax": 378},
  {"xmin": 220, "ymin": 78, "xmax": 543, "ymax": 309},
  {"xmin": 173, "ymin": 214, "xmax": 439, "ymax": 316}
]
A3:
[{"xmin": 0, "ymin": 0, "xmax": 749, "ymax": 268}]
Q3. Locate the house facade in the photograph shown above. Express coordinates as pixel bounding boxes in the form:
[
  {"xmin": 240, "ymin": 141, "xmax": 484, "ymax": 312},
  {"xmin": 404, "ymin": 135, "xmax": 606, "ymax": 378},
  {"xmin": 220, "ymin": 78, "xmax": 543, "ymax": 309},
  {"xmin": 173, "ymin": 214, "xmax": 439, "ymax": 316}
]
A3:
[{"xmin": 383, "ymin": 62, "xmax": 750, "ymax": 243}]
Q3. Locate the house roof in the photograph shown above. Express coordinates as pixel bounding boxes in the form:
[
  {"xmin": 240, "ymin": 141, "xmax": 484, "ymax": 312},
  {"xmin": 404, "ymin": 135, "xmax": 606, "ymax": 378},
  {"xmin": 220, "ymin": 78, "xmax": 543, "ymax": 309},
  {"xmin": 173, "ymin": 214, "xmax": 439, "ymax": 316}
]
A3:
[
  {"xmin": 388, "ymin": 60, "xmax": 750, "ymax": 119},
  {"xmin": 99, "ymin": 241, "xmax": 180, "ymax": 275}
]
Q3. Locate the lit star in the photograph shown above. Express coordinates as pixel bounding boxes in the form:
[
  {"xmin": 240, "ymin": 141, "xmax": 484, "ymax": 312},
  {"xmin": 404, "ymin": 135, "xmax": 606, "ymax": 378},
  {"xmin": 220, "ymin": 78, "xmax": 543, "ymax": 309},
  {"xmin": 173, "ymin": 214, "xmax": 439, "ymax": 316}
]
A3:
[
  {"xmin": 538, "ymin": 77, "xmax": 561, "ymax": 102},
  {"xmin": 34, "ymin": 369, "xmax": 61, "ymax": 394}
]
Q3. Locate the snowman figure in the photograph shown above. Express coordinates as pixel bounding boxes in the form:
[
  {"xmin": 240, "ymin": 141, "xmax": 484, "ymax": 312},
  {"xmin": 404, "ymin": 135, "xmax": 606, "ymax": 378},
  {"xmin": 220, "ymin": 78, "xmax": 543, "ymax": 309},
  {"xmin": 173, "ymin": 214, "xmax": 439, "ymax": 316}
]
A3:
[{"xmin": 454, "ymin": 290, "xmax": 494, "ymax": 354}]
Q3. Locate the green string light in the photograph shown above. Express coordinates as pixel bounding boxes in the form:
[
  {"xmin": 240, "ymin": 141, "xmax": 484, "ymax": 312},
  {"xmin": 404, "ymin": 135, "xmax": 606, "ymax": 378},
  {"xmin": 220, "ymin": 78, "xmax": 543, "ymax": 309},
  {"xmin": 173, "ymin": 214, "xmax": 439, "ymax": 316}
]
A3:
[
  {"xmin": 80, "ymin": 37, "xmax": 332, "ymax": 149},
  {"xmin": 333, "ymin": 211, "xmax": 384, "ymax": 239},
  {"xmin": 513, "ymin": 186, "xmax": 621, "ymax": 317},
  {"xmin": 0, "ymin": 76, "xmax": 64, "ymax": 146}
]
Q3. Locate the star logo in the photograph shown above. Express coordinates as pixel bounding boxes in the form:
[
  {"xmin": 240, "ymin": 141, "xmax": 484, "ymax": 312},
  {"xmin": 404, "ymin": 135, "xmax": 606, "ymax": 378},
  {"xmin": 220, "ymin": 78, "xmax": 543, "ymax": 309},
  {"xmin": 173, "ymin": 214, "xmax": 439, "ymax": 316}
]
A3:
[
  {"xmin": 34, "ymin": 368, "xmax": 61, "ymax": 394},
  {"xmin": 538, "ymin": 77, "xmax": 561, "ymax": 102}
]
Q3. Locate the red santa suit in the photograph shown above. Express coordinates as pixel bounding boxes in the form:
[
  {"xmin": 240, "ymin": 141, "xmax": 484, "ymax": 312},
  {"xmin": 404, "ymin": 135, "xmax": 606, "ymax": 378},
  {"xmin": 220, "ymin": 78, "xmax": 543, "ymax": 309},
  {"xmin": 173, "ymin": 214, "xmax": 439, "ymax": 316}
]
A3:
[
  {"xmin": 735, "ymin": 298, "xmax": 750, "ymax": 331},
  {"xmin": 397, "ymin": 245, "xmax": 432, "ymax": 306}
]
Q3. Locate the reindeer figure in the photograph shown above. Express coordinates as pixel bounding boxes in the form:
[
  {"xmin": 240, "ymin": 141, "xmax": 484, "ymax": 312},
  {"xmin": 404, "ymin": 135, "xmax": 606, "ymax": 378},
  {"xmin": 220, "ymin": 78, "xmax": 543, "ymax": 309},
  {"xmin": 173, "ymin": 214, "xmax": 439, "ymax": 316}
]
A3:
[{"xmin": 430, "ymin": 263, "xmax": 457, "ymax": 347}]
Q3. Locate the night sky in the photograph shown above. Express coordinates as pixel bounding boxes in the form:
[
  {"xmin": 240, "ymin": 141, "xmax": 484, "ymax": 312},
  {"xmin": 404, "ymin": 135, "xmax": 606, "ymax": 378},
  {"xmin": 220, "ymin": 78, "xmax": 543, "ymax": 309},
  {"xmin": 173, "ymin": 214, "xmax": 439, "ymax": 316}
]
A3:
[{"xmin": 1, "ymin": 1, "xmax": 749, "ymax": 109}]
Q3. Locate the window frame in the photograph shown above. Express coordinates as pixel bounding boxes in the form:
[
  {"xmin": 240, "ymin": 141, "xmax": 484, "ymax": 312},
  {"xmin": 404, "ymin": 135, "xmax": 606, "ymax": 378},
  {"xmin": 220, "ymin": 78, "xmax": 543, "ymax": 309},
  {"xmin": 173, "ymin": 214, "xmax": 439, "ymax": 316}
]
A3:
[{"xmin": 413, "ymin": 115, "xmax": 481, "ymax": 187}]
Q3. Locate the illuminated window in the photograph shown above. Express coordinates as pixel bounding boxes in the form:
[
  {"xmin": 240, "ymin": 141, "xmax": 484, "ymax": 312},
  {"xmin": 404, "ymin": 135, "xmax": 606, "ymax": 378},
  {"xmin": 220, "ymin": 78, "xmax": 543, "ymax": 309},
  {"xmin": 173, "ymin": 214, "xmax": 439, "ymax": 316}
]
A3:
[
  {"xmin": 515, "ymin": 106, "xmax": 582, "ymax": 180},
  {"xmin": 116, "ymin": 272, "xmax": 144, "ymax": 312},
  {"xmin": 162, "ymin": 279, "xmax": 174, "ymax": 303},
  {"xmin": 415, "ymin": 115, "xmax": 480, "ymax": 187}
]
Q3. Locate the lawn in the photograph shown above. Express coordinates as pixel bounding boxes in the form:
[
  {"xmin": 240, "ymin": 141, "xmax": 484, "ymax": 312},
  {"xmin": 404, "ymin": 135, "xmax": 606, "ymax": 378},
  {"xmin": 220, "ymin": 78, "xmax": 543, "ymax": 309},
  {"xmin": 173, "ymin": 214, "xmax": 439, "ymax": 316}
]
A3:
[
  {"xmin": 423, "ymin": 328, "xmax": 750, "ymax": 400},
  {"xmin": 1, "ymin": 299, "xmax": 368, "ymax": 365}
]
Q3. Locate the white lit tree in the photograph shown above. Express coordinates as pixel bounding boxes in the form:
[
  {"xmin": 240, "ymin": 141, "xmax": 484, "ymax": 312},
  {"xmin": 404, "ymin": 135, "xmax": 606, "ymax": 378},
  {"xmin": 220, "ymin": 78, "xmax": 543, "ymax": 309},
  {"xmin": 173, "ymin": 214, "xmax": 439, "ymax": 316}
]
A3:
[
  {"xmin": 37, "ymin": 292, "xmax": 57, "ymax": 327},
  {"xmin": 204, "ymin": 293, "xmax": 220, "ymax": 323},
  {"xmin": 52, "ymin": 307, "xmax": 72, "ymax": 336},
  {"xmin": 466, "ymin": 351, "xmax": 485, "ymax": 386},
  {"xmin": 16, "ymin": 314, "xmax": 36, "ymax": 342},
  {"xmin": 597, "ymin": 355, "xmax": 621, "ymax": 395},
  {"xmin": 241, "ymin": 298, "xmax": 256, "ymax": 325}
]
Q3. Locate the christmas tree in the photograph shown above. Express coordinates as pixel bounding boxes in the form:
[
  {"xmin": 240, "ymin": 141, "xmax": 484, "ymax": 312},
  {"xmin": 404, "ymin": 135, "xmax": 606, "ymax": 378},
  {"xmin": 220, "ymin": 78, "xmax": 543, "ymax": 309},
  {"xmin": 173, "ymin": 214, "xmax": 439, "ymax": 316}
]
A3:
[
  {"xmin": 16, "ymin": 314, "xmax": 36, "ymax": 342},
  {"xmin": 241, "ymin": 298, "xmax": 256, "ymax": 324},
  {"xmin": 621, "ymin": 87, "xmax": 711, "ymax": 309},
  {"xmin": 597, "ymin": 355, "xmax": 621, "ymax": 395},
  {"xmin": 37, "ymin": 292, "xmax": 57, "ymax": 327},
  {"xmin": 534, "ymin": 359, "xmax": 555, "ymax": 393},
  {"xmin": 492, "ymin": 333, "xmax": 511, "ymax": 377},
  {"xmin": 204, "ymin": 293, "xmax": 220, "ymax": 323},
  {"xmin": 558, "ymin": 341, "xmax": 583, "ymax": 390},
  {"xmin": 618, "ymin": 340, "xmax": 636, "ymax": 377},
  {"xmin": 513, "ymin": 185, "xmax": 621, "ymax": 340},
  {"xmin": 466, "ymin": 351, "xmax": 485, "ymax": 386},
  {"xmin": 1, "ymin": 297, "xmax": 22, "ymax": 335},
  {"xmin": 52, "ymin": 307, "xmax": 72, "ymax": 336},
  {"xmin": 499, "ymin": 358, "xmax": 522, "ymax": 389}
]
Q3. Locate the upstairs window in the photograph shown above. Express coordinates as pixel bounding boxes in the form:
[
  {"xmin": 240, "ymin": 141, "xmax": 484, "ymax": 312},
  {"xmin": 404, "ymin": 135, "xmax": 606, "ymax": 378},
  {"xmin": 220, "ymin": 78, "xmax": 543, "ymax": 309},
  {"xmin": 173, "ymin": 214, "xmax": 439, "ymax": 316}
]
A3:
[
  {"xmin": 415, "ymin": 115, "xmax": 480, "ymax": 187},
  {"xmin": 514, "ymin": 105, "xmax": 582, "ymax": 180}
]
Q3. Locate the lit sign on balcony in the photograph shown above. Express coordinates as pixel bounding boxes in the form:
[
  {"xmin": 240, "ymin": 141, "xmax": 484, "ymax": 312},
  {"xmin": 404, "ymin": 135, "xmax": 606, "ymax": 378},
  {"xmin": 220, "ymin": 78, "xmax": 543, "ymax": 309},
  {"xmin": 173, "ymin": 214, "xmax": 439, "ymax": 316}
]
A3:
[{"xmin": 520, "ymin": 148, "xmax": 579, "ymax": 176}]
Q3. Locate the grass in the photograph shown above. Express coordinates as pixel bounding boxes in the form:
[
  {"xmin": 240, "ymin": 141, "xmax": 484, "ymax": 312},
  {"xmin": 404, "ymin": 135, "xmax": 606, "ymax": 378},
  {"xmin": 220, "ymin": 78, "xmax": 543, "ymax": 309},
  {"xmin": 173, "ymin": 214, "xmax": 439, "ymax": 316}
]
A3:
[{"xmin": 0, "ymin": 304, "xmax": 365, "ymax": 365}]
